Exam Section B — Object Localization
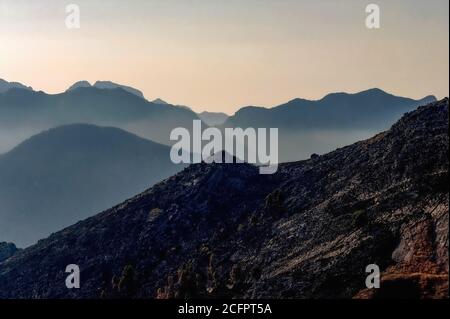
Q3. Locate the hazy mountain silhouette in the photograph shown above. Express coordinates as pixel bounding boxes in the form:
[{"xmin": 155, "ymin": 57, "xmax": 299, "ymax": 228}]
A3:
[
  {"xmin": 0, "ymin": 83, "xmax": 437, "ymax": 161},
  {"xmin": 66, "ymin": 80, "xmax": 92, "ymax": 91},
  {"xmin": 0, "ymin": 85, "xmax": 202, "ymax": 152},
  {"xmin": 66, "ymin": 80, "xmax": 145, "ymax": 99},
  {"xmin": 92, "ymin": 81, "xmax": 146, "ymax": 99},
  {"xmin": 198, "ymin": 111, "xmax": 229, "ymax": 126},
  {"xmin": 223, "ymin": 88, "xmax": 437, "ymax": 162},
  {"xmin": 0, "ymin": 78, "xmax": 33, "ymax": 93},
  {"xmin": 0, "ymin": 124, "xmax": 186, "ymax": 247},
  {"xmin": 0, "ymin": 99, "xmax": 446, "ymax": 298},
  {"xmin": 151, "ymin": 98, "xmax": 169, "ymax": 105},
  {"xmin": 226, "ymin": 88, "xmax": 435, "ymax": 129}
]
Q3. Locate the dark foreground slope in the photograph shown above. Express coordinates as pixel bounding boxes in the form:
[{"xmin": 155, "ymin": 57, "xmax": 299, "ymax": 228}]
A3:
[{"xmin": 0, "ymin": 99, "xmax": 448, "ymax": 299}]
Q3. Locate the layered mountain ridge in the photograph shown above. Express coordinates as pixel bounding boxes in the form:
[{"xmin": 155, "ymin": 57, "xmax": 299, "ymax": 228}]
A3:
[
  {"xmin": 223, "ymin": 88, "xmax": 437, "ymax": 162},
  {"xmin": 0, "ymin": 85, "xmax": 200, "ymax": 150},
  {"xmin": 0, "ymin": 124, "xmax": 186, "ymax": 247},
  {"xmin": 227, "ymin": 88, "xmax": 436, "ymax": 129},
  {"xmin": 0, "ymin": 98, "xmax": 447, "ymax": 299}
]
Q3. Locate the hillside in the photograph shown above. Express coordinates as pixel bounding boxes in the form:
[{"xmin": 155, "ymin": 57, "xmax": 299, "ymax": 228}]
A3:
[
  {"xmin": 0, "ymin": 99, "xmax": 447, "ymax": 299},
  {"xmin": 0, "ymin": 124, "xmax": 185, "ymax": 247}
]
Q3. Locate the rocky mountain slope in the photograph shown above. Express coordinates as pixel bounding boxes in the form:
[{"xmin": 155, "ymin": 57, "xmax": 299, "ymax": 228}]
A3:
[{"xmin": 0, "ymin": 99, "xmax": 447, "ymax": 299}]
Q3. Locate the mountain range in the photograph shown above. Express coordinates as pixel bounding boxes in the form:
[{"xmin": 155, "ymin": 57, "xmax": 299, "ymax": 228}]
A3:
[
  {"xmin": 0, "ymin": 124, "xmax": 185, "ymax": 247},
  {"xmin": 0, "ymin": 98, "xmax": 447, "ymax": 299},
  {"xmin": 67, "ymin": 80, "xmax": 146, "ymax": 99},
  {"xmin": 0, "ymin": 78, "xmax": 443, "ymax": 251},
  {"xmin": 0, "ymin": 81, "xmax": 201, "ymax": 153},
  {"xmin": 223, "ymin": 88, "xmax": 437, "ymax": 162},
  {"xmin": 225, "ymin": 88, "xmax": 436, "ymax": 130},
  {"xmin": 0, "ymin": 79, "xmax": 437, "ymax": 163}
]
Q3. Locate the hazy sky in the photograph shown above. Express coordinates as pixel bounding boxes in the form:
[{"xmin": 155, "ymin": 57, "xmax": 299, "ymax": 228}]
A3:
[{"xmin": 1, "ymin": 0, "xmax": 448, "ymax": 113}]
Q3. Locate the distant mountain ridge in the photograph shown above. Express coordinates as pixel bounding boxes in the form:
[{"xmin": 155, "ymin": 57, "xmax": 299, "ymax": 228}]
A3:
[
  {"xmin": 66, "ymin": 80, "xmax": 146, "ymax": 99},
  {"xmin": 0, "ymin": 78, "xmax": 33, "ymax": 93},
  {"xmin": 0, "ymin": 124, "xmax": 186, "ymax": 247},
  {"xmin": 0, "ymin": 82, "xmax": 438, "ymax": 161},
  {"xmin": 151, "ymin": 98, "xmax": 168, "ymax": 105},
  {"xmin": 67, "ymin": 80, "xmax": 92, "ymax": 91},
  {"xmin": 226, "ymin": 88, "xmax": 436, "ymax": 129},
  {"xmin": 0, "ymin": 84, "xmax": 202, "ymax": 151},
  {"xmin": 222, "ymin": 88, "xmax": 437, "ymax": 162}
]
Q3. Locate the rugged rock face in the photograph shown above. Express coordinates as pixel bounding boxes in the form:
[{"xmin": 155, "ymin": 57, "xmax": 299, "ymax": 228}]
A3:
[
  {"xmin": 0, "ymin": 243, "xmax": 19, "ymax": 263},
  {"xmin": 0, "ymin": 99, "xmax": 448, "ymax": 299}
]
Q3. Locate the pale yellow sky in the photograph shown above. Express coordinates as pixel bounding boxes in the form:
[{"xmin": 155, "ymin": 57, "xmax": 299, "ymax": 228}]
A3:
[{"xmin": 0, "ymin": 0, "xmax": 448, "ymax": 113}]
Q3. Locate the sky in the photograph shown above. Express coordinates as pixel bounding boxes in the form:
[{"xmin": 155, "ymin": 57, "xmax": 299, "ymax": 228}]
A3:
[{"xmin": 0, "ymin": 0, "xmax": 448, "ymax": 114}]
